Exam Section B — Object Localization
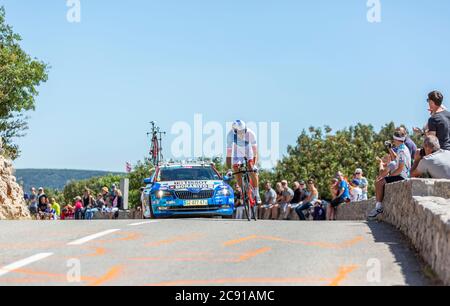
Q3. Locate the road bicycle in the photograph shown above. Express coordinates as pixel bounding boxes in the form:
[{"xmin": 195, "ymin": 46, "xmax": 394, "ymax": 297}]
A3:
[{"xmin": 231, "ymin": 158, "xmax": 258, "ymax": 221}]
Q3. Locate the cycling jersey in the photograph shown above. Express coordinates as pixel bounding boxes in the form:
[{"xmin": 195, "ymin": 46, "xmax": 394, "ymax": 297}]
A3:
[{"xmin": 226, "ymin": 128, "xmax": 257, "ymax": 165}]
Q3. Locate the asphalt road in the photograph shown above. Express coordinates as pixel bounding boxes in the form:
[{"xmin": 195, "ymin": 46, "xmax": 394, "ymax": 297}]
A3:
[{"xmin": 0, "ymin": 219, "xmax": 431, "ymax": 286}]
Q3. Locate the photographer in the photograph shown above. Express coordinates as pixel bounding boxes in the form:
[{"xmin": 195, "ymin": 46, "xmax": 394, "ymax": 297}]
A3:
[
  {"xmin": 411, "ymin": 135, "xmax": 450, "ymax": 179},
  {"xmin": 369, "ymin": 131, "xmax": 411, "ymax": 219}
]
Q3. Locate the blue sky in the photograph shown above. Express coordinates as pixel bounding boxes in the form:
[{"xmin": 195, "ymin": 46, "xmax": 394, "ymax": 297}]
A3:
[{"xmin": 2, "ymin": 0, "xmax": 450, "ymax": 171}]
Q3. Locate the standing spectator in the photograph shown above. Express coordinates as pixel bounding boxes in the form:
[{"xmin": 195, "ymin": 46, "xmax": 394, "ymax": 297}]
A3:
[
  {"xmin": 280, "ymin": 180, "xmax": 294, "ymax": 220},
  {"xmin": 295, "ymin": 179, "xmax": 319, "ymax": 221},
  {"xmin": 74, "ymin": 196, "xmax": 84, "ymax": 220},
  {"xmin": 270, "ymin": 182, "xmax": 284, "ymax": 220},
  {"xmin": 425, "ymin": 91, "xmax": 450, "ymax": 150},
  {"xmin": 328, "ymin": 172, "xmax": 350, "ymax": 221},
  {"xmin": 29, "ymin": 187, "xmax": 38, "ymax": 216},
  {"xmin": 37, "ymin": 187, "xmax": 46, "ymax": 204},
  {"xmin": 140, "ymin": 187, "xmax": 145, "ymax": 215},
  {"xmin": 50, "ymin": 198, "xmax": 61, "ymax": 219},
  {"xmin": 369, "ymin": 131, "xmax": 411, "ymax": 219},
  {"xmin": 354, "ymin": 169, "xmax": 369, "ymax": 200},
  {"xmin": 411, "ymin": 135, "xmax": 450, "ymax": 179},
  {"xmin": 259, "ymin": 182, "xmax": 277, "ymax": 219}
]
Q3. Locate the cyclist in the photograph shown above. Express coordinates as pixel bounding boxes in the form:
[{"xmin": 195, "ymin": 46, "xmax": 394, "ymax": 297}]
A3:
[{"xmin": 226, "ymin": 120, "xmax": 261, "ymax": 204}]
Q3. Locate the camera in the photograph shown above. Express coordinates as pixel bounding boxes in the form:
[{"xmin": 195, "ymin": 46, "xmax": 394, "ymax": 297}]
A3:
[{"xmin": 384, "ymin": 141, "xmax": 393, "ymax": 150}]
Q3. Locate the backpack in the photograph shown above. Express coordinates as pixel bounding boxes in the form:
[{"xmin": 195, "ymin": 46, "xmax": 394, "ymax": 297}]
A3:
[{"xmin": 312, "ymin": 205, "xmax": 326, "ymax": 221}]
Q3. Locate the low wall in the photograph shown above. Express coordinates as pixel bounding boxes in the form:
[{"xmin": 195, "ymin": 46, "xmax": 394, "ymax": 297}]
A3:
[{"xmin": 337, "ymin": 179, "xmax": 450, "ymax": 285}]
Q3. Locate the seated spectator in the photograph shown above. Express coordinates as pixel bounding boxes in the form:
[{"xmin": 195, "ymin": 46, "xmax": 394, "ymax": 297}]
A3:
[
  {"xmin": 411, "ymin": 135, "xmax": 450, "ymax": 179},
  {"xmin": 37, "ymin": 195, "xmax": 49, "ymax": 217},
  {"xmin": 234, "ymin": 185, "xmax": 245, "ymax": 219},
  {"xmin": 354, "ymin": 169, "xmax": 369, "ymax": 200},
  {"xmin": 112, "ymin": 189, "xmax": 123, "ymax": 219},
  {"xmin": 74, "ymin": 196, "xmax": 84, "ymax": 220},
  {"xmin": 349, "ymin": 179, "xmax": 363, "ymax": 202},
  {"xmin": 28, "ymin": 187, "xmax": 38, "ymax": 216},
  {"xmin": 398, "ymin": 126, "xmax": 417, "ymax": 160},
  {"xmin": 288, "ymin": 181, "xmax": 308, "ymax": 217},
  {"xmin": 270, "ymin": 182, "xmax": 284, "ymax": 220},
  {"xmin": 61, "ymin": 205, "xmax": 75, "ymax": 220},
  {"xmin": 280, "ymin": 180, "xmax": 294, "ymax": 220},
  {"xmin": 328, "ymin": 172, "xmax": 350, "ymax": 221},
  {"xmin": 312, "ymin": 200, "xmax": 327, "ymax": 221},
  {"xmin": 50, "ymin": 198, "xmax": 61, "ymax": 219},
  {"xmin": 295, "ymin": 179, "xmax": 319, "ymax": 221},
  {"xmin": 369, "ymin": 131, "xmax": 411, "ymax": 219},
  {"xmin": 44, "ymin": 203, "xmax": 57, "ymax": 220},
  {"xmin": 258, "ymin": 182, "xmax": 277, "ymax": 220}
]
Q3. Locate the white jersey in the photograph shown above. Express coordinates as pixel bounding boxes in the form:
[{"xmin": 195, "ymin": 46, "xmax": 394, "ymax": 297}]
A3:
[{"xmin": 226, "ymin": 129, "xmax": 257, "ymax": 164}]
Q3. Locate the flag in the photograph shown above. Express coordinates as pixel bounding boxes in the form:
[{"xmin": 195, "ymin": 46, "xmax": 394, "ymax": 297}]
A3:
[{"xmin": 126, "ymin": 162, "xmax": 132, "ymax": 173}]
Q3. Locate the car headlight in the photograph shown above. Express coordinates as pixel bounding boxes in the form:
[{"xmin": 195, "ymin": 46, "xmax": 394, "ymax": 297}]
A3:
[
  {"xmin": 216, "ymin": 188, "xmax": 231, "ymax": 197},
  {"xmin": 155, "ymin": 190, "xmax": 172, "ymax": 199}
]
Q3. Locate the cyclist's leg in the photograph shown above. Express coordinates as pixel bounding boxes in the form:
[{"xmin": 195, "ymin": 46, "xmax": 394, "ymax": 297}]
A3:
[{"xmin": 248, "ymin": 161, "xmax": 261, "ymax": 204}]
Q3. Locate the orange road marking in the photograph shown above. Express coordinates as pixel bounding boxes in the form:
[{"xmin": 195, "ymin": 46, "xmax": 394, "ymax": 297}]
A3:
[
  {"xmin": 148, "ymin": 265, "xmax": 360, "ymax": 286},
  {"xmin": 223, "ymin": 235, "xmax": 259, "ymax": 247},
  {"xmin": 328, "ymin": 265, "xmax": 359, "ymax": 286},
  {"xmin": 64, "ymin": 247, "xmax": 107, "ymax": 259},
  {"xmin": 148, "ymin": 277, "xmax": 330, "ymax": 286},
  {"xmin": 88, "ymin": 265, "xmax": 124, "ymax": 286},
  {"xmin": 13, "ymin": 268, "xmax": 96, "ymax": 282},
  {"xmin": 231, "ymin": 247, "xmax": 272, "ymax": 262},
  {"xmin": 223, "ymin": 235, "xmax": 364, "ymax": 249},
  {"xmin": 146, "ymin": 234, "xmax": 204, "ymax": 247}
]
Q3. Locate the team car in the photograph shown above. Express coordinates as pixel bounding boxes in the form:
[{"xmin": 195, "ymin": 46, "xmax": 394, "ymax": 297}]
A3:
[{"xmin": 143, "ymin": 162, "xmax": 235, "ymax": 218}]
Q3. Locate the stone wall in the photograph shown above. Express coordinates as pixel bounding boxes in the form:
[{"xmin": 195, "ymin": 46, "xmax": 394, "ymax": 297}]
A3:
[
  {"xmin": 335, "ymin": 179, "xmax": 450, "ymax": 285},
  {"xmin": 0, "ymin": 155, "xmax": 31, "ymax": 220}
]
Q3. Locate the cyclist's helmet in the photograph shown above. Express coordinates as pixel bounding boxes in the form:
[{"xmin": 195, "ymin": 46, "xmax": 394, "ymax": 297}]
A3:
[{"xmin": 232, "ymin": 120, "xmax": 247, "ymax": 133}]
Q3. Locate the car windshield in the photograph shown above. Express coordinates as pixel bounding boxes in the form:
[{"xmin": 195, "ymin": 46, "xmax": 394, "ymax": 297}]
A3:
[{"xmin": 159, "ymin": 167, "xmax": 220, "ymax": 181}]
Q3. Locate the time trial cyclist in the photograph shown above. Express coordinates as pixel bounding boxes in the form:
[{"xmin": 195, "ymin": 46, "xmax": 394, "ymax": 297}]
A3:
[{"xmin": 226, "ymin": 120, "xmax": 261, "ymax": 204}]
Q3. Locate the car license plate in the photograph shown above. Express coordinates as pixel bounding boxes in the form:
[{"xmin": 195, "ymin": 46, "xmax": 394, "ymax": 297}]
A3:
[{"xmin": 184, "ymin": 200, "xmax": 208, "ymax": 206}]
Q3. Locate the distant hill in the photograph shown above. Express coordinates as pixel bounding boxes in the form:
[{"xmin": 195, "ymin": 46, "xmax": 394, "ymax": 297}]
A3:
[{"xmin": 14, "ymin": 169, "xmax": 125, "ymax": 192}]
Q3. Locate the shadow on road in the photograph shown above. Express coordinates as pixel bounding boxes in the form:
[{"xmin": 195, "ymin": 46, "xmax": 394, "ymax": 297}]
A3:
[{"xmin": 365, "ymin": 221, "xmax": 436, "ymax": 286}]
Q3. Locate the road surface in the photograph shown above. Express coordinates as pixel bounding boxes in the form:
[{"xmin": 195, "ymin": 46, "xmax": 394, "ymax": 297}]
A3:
[{"xmin": 0, "ymin": 219, "xmax": 431, "ymax": 286}]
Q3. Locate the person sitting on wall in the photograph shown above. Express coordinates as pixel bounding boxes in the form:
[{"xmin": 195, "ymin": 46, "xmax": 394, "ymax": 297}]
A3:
[
  {"xmin": 411, "ymin": 135, "xmax": 450, "ymax": 179},
  {"xmin": 368, "ymin": 131, "xmax": 411, "ymax": 219}
]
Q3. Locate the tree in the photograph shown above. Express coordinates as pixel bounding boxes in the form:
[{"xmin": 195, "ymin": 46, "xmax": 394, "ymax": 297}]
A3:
[{"xmin": 0, "ymin": 6, "xmax": 48, "ymax": 159}]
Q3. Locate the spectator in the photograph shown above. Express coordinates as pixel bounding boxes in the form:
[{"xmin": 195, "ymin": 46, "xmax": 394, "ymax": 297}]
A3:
[
  {"xmin": 50, "ymin": 198, "xmax": 61, "ymax": 219},
  {"xmin": 95, "ymin": 193, "xmax": 105, "ymax": 211},
  {"xmin": 328, "ymin": 172, "xmax": 350, "ymax": 221},
  {"xmin": 234, "ymin": 185, "xmax": 245, "ymax": 219},
  {"xmin": 288, "ymin": 181, "xmax": 308, "ymax": 215},
  {"xmin": 37, "ymin": 194, "xmax": 48, "ymax": 215},
  {"xmin": 140, "ymin": 187, "xmax": 145, "ymax": 214},
  {"xmin": 280, "ymin": 180, "xmax": 294, "ymax": 220},
  {"xmin": 61, "ymin": 204, "xmax": 75, "ymax": 220},
  {"xmin": 425, "ymin": 91, "xmax": 450, "ymax": 150},
  {"xmin": 349, "ymin": 179, "xmax": 363, "ymax": 202},
  {"xmin": 270, "ymin": 182, "xmax": 284, "ymax": 220},
  {"xmin": 101, "ymin": 187, "xmax": 110, "ymax": 206},
  {"xmin": 112, "ymin": 189, "xmax": 123, "ymax": 219},
  {"xmin": 74, "ymin": 196, "xmax": 84, "ymax": 220},
  {"xmin": 44, "ymin": 203, "xmax": 57, "ymax": 220},
  {"xmin": 259, "ymin": 182, "xmax": 277, "ymax": 219},
  {"xmin": 369, "ymin": 131, "xmax": 411, "ymax": 219},
  {"xmin": 411, "ymin": 135, "xmax": 450, "ymax": 179},
  {"xmin": 29, "ymin": 187, "xmax": 38, "ymax": 216},
  {"xmin": 354, "ymin": 169, "xmax": 369, "ymax": 200},
  {"xmin": 398, "ymin": 126, "xmax": 417, "ymax": 160},
  {"xmin": 82, "ymin": 188, "xmax": 94, "ymax": 218},
  {"xmin": 37, "ymin": 187, "xmax": 46, "ymax": 204},
  {"xmin": 295, "ymin": 179, "xmax": 319, "ymax": 221}
]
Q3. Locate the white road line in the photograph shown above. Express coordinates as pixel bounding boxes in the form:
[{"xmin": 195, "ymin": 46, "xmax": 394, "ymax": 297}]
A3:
[
  {"xmin": 67, "ymin": 229, "xmax": 120, "ymax": 246},
  {"xmin": 0, "ymin": 253, "xmax": 54, "ymax": 277},
  {"xmin": 127, "ymin": 221, "xmax": 159, "ymax": 226}
]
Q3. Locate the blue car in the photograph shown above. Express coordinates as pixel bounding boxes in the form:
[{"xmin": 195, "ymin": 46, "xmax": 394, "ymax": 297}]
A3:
[{"xmin": 143, "ymin": 162, "xmax": 234, "ymax": 218}]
